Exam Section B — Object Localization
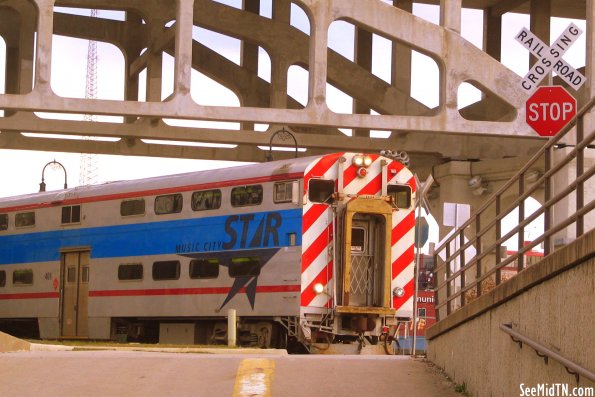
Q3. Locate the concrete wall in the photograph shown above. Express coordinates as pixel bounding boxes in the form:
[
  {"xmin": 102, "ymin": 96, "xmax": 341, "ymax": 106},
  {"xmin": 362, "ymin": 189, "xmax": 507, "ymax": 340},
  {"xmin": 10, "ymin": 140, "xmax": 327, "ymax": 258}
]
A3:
[{"xmin": 427, "ymin": 229, "xmax": 595, "ymax": 397}]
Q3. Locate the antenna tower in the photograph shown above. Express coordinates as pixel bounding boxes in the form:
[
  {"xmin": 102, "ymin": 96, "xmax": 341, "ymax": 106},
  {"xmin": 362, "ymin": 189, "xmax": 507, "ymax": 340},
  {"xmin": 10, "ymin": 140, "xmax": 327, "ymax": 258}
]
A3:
[{"xmin": 79, "ymin": 8, "xmax": 99, "ymax": 186}]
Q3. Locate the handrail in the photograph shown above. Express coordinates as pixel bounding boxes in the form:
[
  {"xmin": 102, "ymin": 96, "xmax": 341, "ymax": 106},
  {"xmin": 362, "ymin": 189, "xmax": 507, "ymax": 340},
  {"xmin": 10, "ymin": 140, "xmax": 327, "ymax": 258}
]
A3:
[
  {"xmin": 500, "ymin": 323, "xmax": 595, "ymax": 383},
  {"xmin": 433, "ymin": 94, "xmax": 595, "ymax": 317}
]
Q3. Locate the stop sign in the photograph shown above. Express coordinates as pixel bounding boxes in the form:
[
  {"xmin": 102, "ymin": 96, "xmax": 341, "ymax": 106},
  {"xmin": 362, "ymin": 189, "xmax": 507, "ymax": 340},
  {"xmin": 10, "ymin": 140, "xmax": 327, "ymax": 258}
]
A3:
[{"xmin": 526, "ymin": 86, "xmax": 576, "ymax": 137}]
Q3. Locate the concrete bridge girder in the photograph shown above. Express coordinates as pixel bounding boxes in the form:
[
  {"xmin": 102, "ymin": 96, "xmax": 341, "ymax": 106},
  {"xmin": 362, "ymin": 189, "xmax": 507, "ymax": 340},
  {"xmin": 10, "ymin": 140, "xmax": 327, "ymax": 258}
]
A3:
[{"xmin": 0, "ymin": 0, "xmax": 591, "ymax": 171}]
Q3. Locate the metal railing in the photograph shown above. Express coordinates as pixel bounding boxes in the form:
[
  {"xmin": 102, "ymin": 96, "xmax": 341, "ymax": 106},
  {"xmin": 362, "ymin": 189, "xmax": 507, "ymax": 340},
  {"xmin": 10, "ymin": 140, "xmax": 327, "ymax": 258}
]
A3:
[
  {"xmin": 500, "ymin": 323, "xmax": 595, "ymax": 383},
  {"xmin": 433, "ymin": 96, "xmax": 595, "ymax": 320}
]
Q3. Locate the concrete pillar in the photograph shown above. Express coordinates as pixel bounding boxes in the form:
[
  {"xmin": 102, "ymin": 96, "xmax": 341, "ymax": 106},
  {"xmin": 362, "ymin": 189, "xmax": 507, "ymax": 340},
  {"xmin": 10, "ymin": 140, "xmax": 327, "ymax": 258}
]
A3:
[
  {"xmin": 483, "ymin": 8, "xmax": 502, "ymax": 61},
  {"xmin": 241, "ymin": 0, "xmax": 260, "ymax": 129},
  {"xmin": 529, "ymin": 0, "xmax": 552, "ymax": 85},
  {"xmin": 439, "ymin": 0, "xmax": 462, "ymax": 33},
  {"xmin": 549, "ymin": 0, "xmax": 594, "ymax": 246},
  {"xmin": 4, "ymin": 3, "xmax": 36, "ymax": 97},
  {"xmin": 306, "ymin": 1, "xmax": 330, "ymax": 110},
  {"xmin": 146, "ymin": 17, "xmax": 165, "ymax": 102},
  {"xmin": 392, "ymin": 0, "xmax": 413, "ymax": 96},
  {"xmin": 588, "ymin": 0, "xmax": 594, "ymax": 99},
  {"xmin": 123, "ymin": 11, "xmax": 143, "ymax": 125},
  {"xmin": 586, "ymin": 0, "xmax": 595, "ymax": 232},
  {"xmin": 33, "ymin": 0, "xmax": 55, "ymax": 96},
  {"xmin": 173, "ymin": 0, "xmax": 194, "ymax": 99},
  {"xmin": 3, "ymin": 4, "xmax": 35, "ymax": 117},
  {"xmin": 270, "ymin": 0, "xmax": 290, "ymax": 109},
  {"xmin": 353, "ymin": 26, "xmax": 372, "ymax": 137}
]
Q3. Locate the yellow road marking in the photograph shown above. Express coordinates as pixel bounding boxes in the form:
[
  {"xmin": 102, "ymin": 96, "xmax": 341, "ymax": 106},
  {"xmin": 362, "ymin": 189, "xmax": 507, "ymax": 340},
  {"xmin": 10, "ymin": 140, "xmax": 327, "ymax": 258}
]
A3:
[{"xmin": 233, "ymin": 358, "xmax": 275, "ymax": 397}]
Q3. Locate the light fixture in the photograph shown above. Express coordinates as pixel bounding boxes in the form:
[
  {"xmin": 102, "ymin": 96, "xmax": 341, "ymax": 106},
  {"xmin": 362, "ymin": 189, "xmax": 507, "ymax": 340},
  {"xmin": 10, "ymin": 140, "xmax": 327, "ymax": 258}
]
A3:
[
  {"xmin": 393, "ymin": 286, "xmax": 405, "ymax": 298},
  {"xmin": 352, "ymin": 154, "xmax": 373, "ymax": 168},
  {"xmin": 313, "ymin": 283, "xmax": 325, "ymax": 294},
  {"xmin": 352, "ymin": 155, "xmax": 364, "ymax": 167},
  {"xmin": 39, "ymin": 160, "xmax": 68, "ymax": 192},
  {"xmin": 526, "ymin": 169, "xmax": 540, "ymax": 182},
  {"xmin": 468, "ymin": 175, "xmax": 483, "ymax": 189}
]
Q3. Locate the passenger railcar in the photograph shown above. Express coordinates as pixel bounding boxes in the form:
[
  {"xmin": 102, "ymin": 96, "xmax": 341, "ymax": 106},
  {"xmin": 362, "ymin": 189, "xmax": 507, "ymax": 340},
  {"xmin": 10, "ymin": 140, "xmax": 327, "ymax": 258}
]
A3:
[{"xmin": 0, "ymin": 152, "xmax": 416, "ymax": 352}]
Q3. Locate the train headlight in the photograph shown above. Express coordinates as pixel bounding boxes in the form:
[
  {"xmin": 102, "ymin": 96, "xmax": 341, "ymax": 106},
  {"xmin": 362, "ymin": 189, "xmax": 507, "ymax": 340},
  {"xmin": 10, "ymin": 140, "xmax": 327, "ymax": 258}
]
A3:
[
  {"xmin": 313, "ymin": 283, "xmax": 325, "ymax": 294},
  {"xmin": 393, "ymin": 286, "xmax": 405, "ymax": 298},
  {"xmin": 352, "ymin": 154, "xmax": 373, "ymax": 168}
]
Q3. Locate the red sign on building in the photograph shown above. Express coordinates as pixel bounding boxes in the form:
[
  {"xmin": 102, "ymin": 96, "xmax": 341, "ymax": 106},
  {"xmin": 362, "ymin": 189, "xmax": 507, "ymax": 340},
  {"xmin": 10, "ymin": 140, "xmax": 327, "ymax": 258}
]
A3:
[{"xmin": 526, "ymin": 86, "xmax": 576, "ymax": 137}]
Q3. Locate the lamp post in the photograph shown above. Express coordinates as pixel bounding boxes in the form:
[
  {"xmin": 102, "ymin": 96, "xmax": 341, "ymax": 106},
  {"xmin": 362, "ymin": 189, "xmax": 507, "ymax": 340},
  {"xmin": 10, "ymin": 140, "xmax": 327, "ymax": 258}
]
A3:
[
  {"xmin": 39, "ymin": 160, "xmax": 68, "ymax": 192},
  {"xmin": 266, "ymin": 127, "xmax": 298, "ymax": 162}
]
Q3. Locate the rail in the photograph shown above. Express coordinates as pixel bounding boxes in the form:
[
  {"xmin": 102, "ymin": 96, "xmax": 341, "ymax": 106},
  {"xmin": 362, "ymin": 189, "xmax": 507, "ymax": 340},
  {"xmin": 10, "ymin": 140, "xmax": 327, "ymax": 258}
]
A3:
[
  {"xmin": 500, "ymin": 323, "xmax": 595, "ymax": 383},
  {"xmin": 432, "ymin": 95, "xmax": 595, "ymax": 320}
]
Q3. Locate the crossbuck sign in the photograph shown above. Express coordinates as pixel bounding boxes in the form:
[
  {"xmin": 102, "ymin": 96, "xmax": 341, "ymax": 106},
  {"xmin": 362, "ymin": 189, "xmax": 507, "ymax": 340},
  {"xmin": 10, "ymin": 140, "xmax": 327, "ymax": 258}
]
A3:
[{"xmin": 515, "ymin": 23, "xmax": 586, "ymax": 93}]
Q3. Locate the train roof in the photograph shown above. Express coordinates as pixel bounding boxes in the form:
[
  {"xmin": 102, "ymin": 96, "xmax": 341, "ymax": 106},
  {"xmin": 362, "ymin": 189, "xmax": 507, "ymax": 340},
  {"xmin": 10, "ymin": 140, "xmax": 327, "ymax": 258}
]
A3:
[{"xmin": 0, "ymin": 154, "xmax": 331, "ymax": 211}]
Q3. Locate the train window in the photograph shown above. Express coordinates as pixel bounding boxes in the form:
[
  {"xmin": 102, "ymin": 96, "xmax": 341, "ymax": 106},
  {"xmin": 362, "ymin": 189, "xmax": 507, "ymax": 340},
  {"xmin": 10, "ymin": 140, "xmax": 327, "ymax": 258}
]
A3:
[
  {"xmin": 0, "ymin": 270, "xmax": 5, "ymax": 287},
  {"xmin": 118, "ymin": 264, "xmax": 143, "ymax": 281},
  {"xmin": 152, "ymin": 260, "xmax": 180, "ymax": 280},
  {"xmin": 0, "ymin": 214, "xmax": 7, "ymax": 231},
  {"xmin": 15, "ymin": 212, "xmax": 35, "ymax": 228},
  {"xmin": 308, "ymin": 179, "xmax": 334, "ymax": 203},
  {"xmin": 231, "ymin": 185, "xmax": 263, "ymax": 207},
  {"xmin": 191, "ymin": 189, "xmax": 222, "ymax": 211},
  {"xmin": 229, "ymin": 257, "xmax": 260, "ymax": 278},
  {"xmin": 351, "ymin": 227, "xmax": 366, "ymax": 253},
  {"xmin": 61, "ymin": 205, "xmax": 81, "ymax": 224},
  {"xmin": 82, "ymin": 266, "xmax": 89, "ymax": 284},
  {"xmin": 418, "ymin": 308, "xmax": 427, "ymax": 318},
  {"xmin": 67, "ymin": 267, "xmax": 76, "ymax": 283},
  {"xmin": 274, "ymin": 181, "xmax": 294, "ymax": 203},
  {"xmin": 13, "ymin": 269, "xmax": 33, "ymax": 285},
  {"xmin": 121, "ymin": 199, "xmax": 145, "ymax": 216},
  {"xmin": 388, "ymin": 184, "xmax": 412, "ymax": 209},
  {"xmin": 155, "ymin": 194, "xmax": 183, "ymax": 215},
  {"xmin": 189, "ymin": 259, "xmax": 219, "ymax": 279}
]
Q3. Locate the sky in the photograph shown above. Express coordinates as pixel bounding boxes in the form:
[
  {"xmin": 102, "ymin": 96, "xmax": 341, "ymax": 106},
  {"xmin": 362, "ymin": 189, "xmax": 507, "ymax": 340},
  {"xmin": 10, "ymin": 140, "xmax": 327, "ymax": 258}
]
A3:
[{"xmin": 0, "ymin": 0, "xmax": 587, "ymax": 250}]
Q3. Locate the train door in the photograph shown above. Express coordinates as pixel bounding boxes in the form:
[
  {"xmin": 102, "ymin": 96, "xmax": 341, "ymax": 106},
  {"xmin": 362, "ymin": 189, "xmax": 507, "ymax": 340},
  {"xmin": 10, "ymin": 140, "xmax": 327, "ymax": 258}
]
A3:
[
  {"xmin": 349, "ymin": 216, "xmax": 385, "ymax": 307},
  {"xmin": 60, "ymin": 249, "xmax": 90, "ymax": 338}
]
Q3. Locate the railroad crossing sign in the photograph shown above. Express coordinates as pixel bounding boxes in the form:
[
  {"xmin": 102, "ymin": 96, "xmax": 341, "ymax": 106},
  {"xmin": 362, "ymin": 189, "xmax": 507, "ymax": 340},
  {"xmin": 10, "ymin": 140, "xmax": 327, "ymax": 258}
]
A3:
[
  {"xmin": 526, "ymin": 86, "xmax": 576, "ymax": 137},
  {"xmin": 515, "ymin": 23, "xmax": 586, "ymax": 93}
]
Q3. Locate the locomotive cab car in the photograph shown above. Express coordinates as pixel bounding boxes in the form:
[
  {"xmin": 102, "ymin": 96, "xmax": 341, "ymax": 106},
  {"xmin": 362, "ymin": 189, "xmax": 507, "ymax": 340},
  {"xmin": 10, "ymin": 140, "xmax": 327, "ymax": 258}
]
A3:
[{"xmin": 0, "ymin": 152, "xmax": 416, "ymax": 353}]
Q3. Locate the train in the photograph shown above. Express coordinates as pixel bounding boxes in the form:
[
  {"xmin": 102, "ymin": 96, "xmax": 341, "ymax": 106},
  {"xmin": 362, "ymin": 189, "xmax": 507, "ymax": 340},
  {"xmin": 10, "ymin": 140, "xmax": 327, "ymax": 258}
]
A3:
[{"xmin": 0, "ymin": 152, "xmax": 417, "ymax": 353}]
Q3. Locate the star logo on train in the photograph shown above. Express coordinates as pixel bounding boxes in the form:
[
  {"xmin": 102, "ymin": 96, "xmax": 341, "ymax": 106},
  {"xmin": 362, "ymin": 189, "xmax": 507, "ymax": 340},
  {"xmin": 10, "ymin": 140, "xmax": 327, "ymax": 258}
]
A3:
[{"xmin": 180, "ymin": 248, "xmax": 280, "ymax": 311}]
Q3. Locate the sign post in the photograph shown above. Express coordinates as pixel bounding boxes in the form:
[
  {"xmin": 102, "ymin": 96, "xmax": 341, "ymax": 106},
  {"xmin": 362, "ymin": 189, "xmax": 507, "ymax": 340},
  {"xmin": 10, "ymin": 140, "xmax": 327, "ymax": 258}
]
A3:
[{"xmin": 526, "ymin": 86, "xmax": 577, "ymax": 137}]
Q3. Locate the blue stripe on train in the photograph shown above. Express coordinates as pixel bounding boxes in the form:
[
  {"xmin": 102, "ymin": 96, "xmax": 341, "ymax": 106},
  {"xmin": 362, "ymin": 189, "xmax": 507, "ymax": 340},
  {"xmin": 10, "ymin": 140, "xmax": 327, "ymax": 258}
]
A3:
[{"xmin": 0, "ymin": 209, "xmax": 303, "ymax": 265}]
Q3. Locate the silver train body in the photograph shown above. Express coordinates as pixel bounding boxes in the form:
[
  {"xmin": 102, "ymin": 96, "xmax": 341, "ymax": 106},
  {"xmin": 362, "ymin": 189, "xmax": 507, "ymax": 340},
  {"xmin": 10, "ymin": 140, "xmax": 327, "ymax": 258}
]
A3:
[{"xmin": 0, "ymin": 153, "xmax": 416, "ymax": 351}]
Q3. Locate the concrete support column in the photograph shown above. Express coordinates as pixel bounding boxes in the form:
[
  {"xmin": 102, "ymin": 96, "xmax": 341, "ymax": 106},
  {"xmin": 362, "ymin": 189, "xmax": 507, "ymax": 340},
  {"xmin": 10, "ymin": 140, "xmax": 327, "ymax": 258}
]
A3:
[
  {"xmin": 241, "ymin": 0, "xmax": 260, "ymax": 129},
  {"xmin": 353, "ymin": 27, "xmax": 372, "ymax": 137},
  {"xmin": 173, "ymin": 0, "xmax": 194, "ymax": 99},
  {"xmin": 588, "ymin": 0, "xmax": 594, "ymax": 99},
  {"xmin": 33, "ymin": 0, "xmax": 55, "ymax": 96},
  {"xmin": 146, "ymin": 18, "xmax": 166, "ymax": 102},
  {"xmin": 439, "ymin": 0, "xmax": 462, "ymax": 33},
  {"xmin": 123, "ymin": 12, "xmax": 143, "ymax": 126},
  {"xmin": 392, "ymin": 0, "xmax": 413, "ymax": 97},
  {"xmin": 4, "ymin": 3, "xmax": 36, "ymax": 97},
  {"xmin": 483, "ymin": 8, "xmax": 502, "ymax": 61},
  {"xmin": 306, "ymin": 1, "xmax": 330, "ymax": 111},
  {"xmin": 529, "ymin": 0, "xmax": 552, "ymax": 85},
  {"xmin": 270, "ymin": 0, "xmax": 291, "ymax": 109}
]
